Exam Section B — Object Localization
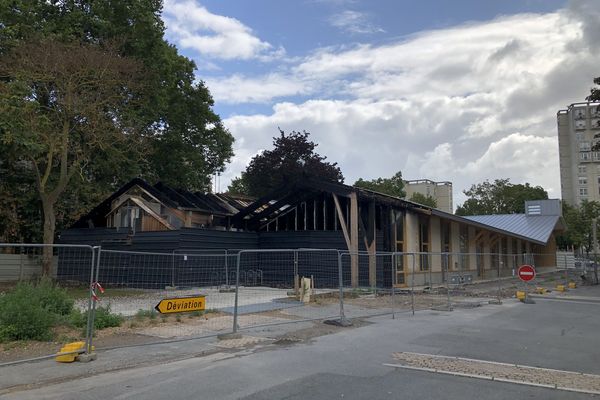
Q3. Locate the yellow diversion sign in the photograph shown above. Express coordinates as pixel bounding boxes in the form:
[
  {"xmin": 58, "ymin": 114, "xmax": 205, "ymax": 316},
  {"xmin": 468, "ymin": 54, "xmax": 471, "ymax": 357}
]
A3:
[{"xmin": 154, "ymin": 295, "xmax": 206, "ymax": 314}]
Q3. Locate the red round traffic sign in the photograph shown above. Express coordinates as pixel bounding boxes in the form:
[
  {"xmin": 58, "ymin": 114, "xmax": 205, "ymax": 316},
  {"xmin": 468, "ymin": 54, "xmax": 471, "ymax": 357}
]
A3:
[{"xmin": 518, "ymin": 265, "xmax": 536, "ymax": 282}]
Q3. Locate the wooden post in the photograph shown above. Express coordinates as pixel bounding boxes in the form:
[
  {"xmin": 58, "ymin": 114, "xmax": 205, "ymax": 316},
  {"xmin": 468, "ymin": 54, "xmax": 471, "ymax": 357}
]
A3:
[
  {"xmin": 368, "ymin": 202, "xmax": 377, "ymax": 288},
  {"xmin": 332, "ymin": 194, "xmax": 351, "ymax": 250},
  {"xmin": 350, "ymin": 192, "xmax": 359, "ymax": 287}
]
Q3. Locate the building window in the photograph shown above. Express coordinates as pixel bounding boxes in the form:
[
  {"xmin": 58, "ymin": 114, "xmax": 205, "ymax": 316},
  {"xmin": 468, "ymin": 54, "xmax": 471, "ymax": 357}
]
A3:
[
  {"xmin": 579, "ymin": 177, "xmax": 588, "ymax": 186},
  {"xmin": 579, "ymin": 165, "xmax": 587, "ymax": 175},
  {"xmin": 580, "ymin": 187, "xmax": 588, "ymax": 196},
  {"xmin": 581, "ymin": 152, "xmax": 591, "ymax": 161},
  {"xmin": 580, "ymin": 141, "xmax": 591, "ymax": 151},
  {"xmin": 576, "ymin": 132, "xmax": 584, "ymax": 141}
]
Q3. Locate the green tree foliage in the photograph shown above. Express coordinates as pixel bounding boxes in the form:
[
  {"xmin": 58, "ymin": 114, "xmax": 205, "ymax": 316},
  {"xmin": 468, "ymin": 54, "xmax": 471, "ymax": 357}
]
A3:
[
  {"xmin": 0, "ymin": 1, "xmax": 233, "ymax": 243},
  {"xmin": 227, "ymin": 175, "xmax": 251, "ymax": 197},
  {"xmin": 228, "ymin": 129, "xmax": 344, "ymax": 198},
  {"xmin": 409, "ymin": 192, "xmax": 437, "ymax": 208},
  {"xmin": 0, "ymin": 39, "xmax": 145, "ymax": 272},
  {"xmin": 354, "ymin": 171, "xmax": 406, "ymax": 198},
  {"xmin": 587, "ymin": 76, "xmax": 600, "ymax": 101},
  {"xmin": 455, "ymin": 179, "xmax": 548, "ymax": 216},
  {"xmin": 557, "ymin": 201, "xmax": 600, "ymax": 253}
]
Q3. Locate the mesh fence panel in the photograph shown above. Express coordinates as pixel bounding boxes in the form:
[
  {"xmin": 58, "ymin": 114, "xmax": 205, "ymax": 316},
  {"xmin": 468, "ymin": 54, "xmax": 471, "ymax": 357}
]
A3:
[
  {"xmin": 0, "ymin": 244, "xmax": 574, "ymax": 367},
  {"xmin": 234, "ymin": 249, "xmax": 341, "ymax": 330},
  {"xmin": 338, "ymin": 252, "xmax": 396, "ymax": 319},
  {"xmin": 94, "ymin": 249, "xmax": 235, "ymax": 341}
]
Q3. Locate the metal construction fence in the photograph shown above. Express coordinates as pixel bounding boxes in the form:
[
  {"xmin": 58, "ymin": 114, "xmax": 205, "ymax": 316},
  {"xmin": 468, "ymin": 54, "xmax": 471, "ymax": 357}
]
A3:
[{"xmin": 0, "ymin": 244, "xmax": 586, "ymax": 367}]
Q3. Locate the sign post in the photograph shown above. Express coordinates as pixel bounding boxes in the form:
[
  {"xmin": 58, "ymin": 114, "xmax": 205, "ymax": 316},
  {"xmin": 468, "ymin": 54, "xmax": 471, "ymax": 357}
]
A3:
[{"xmin": 517, "ymin": 265, "xmax": 536, "ymax": 304}]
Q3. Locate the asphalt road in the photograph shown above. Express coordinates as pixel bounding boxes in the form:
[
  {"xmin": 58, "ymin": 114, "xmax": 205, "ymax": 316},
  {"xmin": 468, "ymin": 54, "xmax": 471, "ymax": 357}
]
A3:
[{"xmin": 3, "ymin": 290, "xmax": 600, "ymax": 400}]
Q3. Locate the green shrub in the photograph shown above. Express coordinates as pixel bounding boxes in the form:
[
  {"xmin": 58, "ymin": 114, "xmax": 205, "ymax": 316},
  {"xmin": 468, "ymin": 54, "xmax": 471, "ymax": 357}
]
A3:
[
  {"xmin": 70, "ymin": 304, "xmax": 123, "ymax": 330},
  {"xmin": 35, "ymin": 278, "xmax": 74, "ymax": 316},
  {"xmin": 93, "ymin": 305, "xmax": 123, "ymax": 329},
  {"xmin": 0, "ymin": 283, "xmax": 57, "ymax": 342}
]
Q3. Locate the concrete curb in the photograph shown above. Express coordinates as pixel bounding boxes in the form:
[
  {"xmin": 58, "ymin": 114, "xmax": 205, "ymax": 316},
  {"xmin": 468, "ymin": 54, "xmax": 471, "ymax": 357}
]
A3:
[{"xmin": 529, "ymin": 294, "xmax": 600, "ymax": 304}]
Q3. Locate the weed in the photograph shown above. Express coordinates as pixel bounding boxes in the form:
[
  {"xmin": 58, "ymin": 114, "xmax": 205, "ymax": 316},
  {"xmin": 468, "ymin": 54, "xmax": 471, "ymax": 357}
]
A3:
[{"xmin": 135, "ymin": 309, "xmax": 157, "ymax": 320}]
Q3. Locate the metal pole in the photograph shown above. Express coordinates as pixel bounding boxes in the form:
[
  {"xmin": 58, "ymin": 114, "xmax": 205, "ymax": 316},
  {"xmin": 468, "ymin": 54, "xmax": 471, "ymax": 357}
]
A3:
[
  {"xmin": 19, "ymin": 246, "xmax": 24, "ymax": 282},
  {"xmin": 338, "ymin": 252, "xmax": 347, "ymax": 322},
  {"xmin": 87, "ymin": 247, "xmax": 102, "ymax": 354},
  {"xmin": 564, "ymin": 252, "xmax": 569, "ymax": 288},
  {"xmin": 497, "ymin": 256, "xmax": 503, "ymax": 304},
  {"xmin": 225, "ymin": 250, "xmax": 229, "ymax": 288},
  {"xmin": 232, "ymin": 252, "xmax": 241, "ymax": 333},
  {"xmin": 171, "ymin": 250, "xmax": 175, "ymax": 288},
  {"xmin": 411, "ymin": 254, "xmax": 415, "ymax": 316},
  {"xmin": 391, "ymin": 253, "xmax": 395, "ymax": 320},
  {"xmin": 84, "ymin": 247, "xmax": 96, "ymax": 354},
  {"xmin": 446, "ymin": 253, "xmax": 451, "ymax": 310}
]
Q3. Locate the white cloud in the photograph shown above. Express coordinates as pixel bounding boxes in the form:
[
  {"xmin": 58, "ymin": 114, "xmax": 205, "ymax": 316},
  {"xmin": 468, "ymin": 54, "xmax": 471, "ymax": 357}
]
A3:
[
  {"xmin": 205, "ymin": 74, "xmax": 308, "ymax": 104},
  {"xmin": 328, "ymin": 10, "xmax": 384, "ymax": 34},
  {"xmin": 163, "ymin": 0, "xmax": 283, "ymax": 60},
  {"xmin": 197, "ymin": 5, "xmax": 598, "ymax": 208}
]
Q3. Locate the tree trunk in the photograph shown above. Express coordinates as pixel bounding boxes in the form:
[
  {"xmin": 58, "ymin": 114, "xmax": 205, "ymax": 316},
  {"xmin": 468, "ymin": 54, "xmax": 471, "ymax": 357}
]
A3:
[{"xmin": 41, "ymin": 197, "xmax": 56, "ymax": 276}]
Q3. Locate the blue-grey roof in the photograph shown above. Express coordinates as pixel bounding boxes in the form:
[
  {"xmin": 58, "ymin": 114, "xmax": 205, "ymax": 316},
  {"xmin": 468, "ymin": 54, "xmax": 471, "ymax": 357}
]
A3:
[{"xmin": 464, "ymin": 214, "xmax": 563, "ymax": 245}]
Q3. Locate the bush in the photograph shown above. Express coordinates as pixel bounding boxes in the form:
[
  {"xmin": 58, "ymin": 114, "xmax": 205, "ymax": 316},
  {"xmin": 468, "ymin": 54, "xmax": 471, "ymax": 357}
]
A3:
[
  {"xmin": 70, "ymin": 304, "xmax": 123, "ymax": 330},
  {"xmin": 0, "ymin": 282, "xmax": 62, "ymax": 342},
  {"xmin": 35, "ymin": 278, "xmax": 74, "ymax": 316},
  {"xmin": 94, "ymin": 305, "xmax": 123, "ymax": 329}
]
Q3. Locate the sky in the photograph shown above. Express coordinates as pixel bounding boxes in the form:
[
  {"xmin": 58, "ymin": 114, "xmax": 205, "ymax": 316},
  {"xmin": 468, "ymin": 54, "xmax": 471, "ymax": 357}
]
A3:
[{"xmin": 161, "ymin": 0, "xmax": 600, "ymax": 208}]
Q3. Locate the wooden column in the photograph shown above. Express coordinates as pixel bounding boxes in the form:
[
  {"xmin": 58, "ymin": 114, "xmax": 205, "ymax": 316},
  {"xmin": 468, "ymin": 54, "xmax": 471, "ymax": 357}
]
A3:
[
  {"xmin": 367, "ymin": 202, "xmax": 377, "ymax": 288},
  {"xmin": 350, "ymin": 192, "xmax": 359, "ymax": 287}
]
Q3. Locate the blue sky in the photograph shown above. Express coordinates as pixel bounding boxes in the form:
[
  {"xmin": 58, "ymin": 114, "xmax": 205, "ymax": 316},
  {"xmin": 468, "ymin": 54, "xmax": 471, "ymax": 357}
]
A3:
[{"xmin": 162, "ymin": 0, "xmax": 600, "ymax": 206}]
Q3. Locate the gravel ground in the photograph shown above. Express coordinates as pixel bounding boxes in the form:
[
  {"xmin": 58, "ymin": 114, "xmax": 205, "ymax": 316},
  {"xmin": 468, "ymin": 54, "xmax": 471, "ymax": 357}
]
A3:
[
  {"xmin": 391, "ymin": 352, "xmax": 600, "ymax": 393},
  {"xmin": 75, "ymin": 287, "xmax": 338, "ymax": 316}
]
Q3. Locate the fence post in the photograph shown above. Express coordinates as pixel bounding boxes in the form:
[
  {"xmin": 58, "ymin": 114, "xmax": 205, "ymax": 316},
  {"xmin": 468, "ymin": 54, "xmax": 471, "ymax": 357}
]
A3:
[
  {"xmin": 19, "ymin": 246, "xmax": 24, "ymax": 282},
  {"xmin": 294, "ymin": 250, "xmax": 299, "ymax": 296},
  {"xmin": 564, "ymin": 253, "xmax": 569, "ymax": 288},
  {"xmin": 391, "ymin": 253, "xmax": 395, "ymax": 320},
  {"xmin": 225, "ymin": 250, "xmax": 229, "ymax": 288},
  {"xmin": 445, "ymin": 253, "xmax": 451, "ymax": 310},
  {"xmin": 85, "ymin": 246, "xmax": 98, "ymax": 354},
  {"xmin": 411, "ymin": 254, "xmax": 415, "ymax": 316},
  {"xmin": 337, "ymin": 252, "xmax": 348, "ymax": 324},
  {"xmin": 88, "ymin": 246, "xmax": 102, "ymax": 355},
  {"xmin": 232, "ymin": 252, "xmax": 241, "ymax": 334}
]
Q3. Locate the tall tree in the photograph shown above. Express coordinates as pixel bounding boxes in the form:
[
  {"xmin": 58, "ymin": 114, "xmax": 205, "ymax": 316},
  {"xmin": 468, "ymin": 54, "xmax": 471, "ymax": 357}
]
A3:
[
  {"xmin": 0, "ymin": 1, "xmax": 234, "ymax": 242},
  {"xmin": 354, "ymin": 171, "xmax": 406, "ymax": 198},
  {"xmin": 228, "ymin": 129, "xmax": 344, "ymax": 197},
  {"xmin": 455, "ymin": 179, "xmax": 548, "ymax": 216},
  {"xmin": 587, "ymin": 76, "xmax": 600, "ymax": 101},
  {"xmin": 409, "ymin": 192, "xmax": 437, "ymax": 208},
  {"xmin": 557, "ymin": 201, "xmax": 600, "ymax": 254},
  {"xmin": 0, "ymin": 39, "xmax": 144, "ymax": 273}
]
